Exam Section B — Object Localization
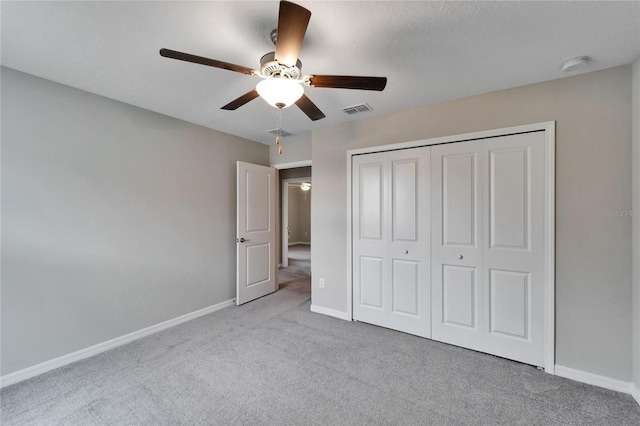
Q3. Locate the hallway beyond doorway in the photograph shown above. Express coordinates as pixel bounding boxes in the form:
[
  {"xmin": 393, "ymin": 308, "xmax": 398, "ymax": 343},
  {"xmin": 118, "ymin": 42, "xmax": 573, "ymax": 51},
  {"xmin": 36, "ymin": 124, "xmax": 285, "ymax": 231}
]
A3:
[{"xmin": 281, "ymin": 244, "xmax": 310, "ymax": 277}]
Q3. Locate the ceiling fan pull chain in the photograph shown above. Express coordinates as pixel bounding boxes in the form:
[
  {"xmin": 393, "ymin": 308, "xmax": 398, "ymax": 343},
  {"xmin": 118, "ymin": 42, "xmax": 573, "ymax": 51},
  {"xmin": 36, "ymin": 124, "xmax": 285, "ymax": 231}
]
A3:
[{"xmin": 276, "ymin": 108, "xmax": 283, "ymax": 155}]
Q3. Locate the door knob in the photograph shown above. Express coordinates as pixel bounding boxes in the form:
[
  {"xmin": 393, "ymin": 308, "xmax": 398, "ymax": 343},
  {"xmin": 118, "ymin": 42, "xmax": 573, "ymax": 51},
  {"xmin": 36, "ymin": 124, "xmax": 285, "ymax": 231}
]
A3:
[
  {"xmin": 457, "ymin": 254, "xmax": 464, "ymax": 260},
  {"xmin": 237, "ymin": 237, "xmax": 250, "ymax": 243},
  {"xmin": 404, "ymin": 250, "xmax": 409, "ymax": 254}
]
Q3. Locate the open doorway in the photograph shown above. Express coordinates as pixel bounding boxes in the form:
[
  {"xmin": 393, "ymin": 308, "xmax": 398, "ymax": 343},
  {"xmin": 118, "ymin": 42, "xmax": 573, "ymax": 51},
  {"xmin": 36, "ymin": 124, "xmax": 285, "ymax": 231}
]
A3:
[
  {"xmin": 282, "ymin": 179, "xmax": 311, "ymax": 273},
  {"xmin": 279, "ymin": 166, "xmax": 311, "ymax": 286}
]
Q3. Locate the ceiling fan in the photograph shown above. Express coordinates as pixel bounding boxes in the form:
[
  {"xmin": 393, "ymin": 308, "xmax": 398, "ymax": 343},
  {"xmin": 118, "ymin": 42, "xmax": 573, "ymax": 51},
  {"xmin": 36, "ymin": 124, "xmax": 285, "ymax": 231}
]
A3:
[{"xmin": 159, "ymin": 0, "xmax": 387, "ymax": 121}]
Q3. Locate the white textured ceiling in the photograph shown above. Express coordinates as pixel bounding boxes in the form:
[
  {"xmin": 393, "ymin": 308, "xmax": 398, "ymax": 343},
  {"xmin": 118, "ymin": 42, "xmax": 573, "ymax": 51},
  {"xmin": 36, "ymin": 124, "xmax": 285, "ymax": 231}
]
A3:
[{"xmin": 2, "ymin": 1, "xmax": 639, "ymax": 147}]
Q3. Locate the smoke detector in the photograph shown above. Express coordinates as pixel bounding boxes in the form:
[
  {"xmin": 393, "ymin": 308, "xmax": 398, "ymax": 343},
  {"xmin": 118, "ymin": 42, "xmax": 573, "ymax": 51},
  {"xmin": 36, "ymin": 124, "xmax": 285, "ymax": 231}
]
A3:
[{"xmin": 561, "ymin": 56, "xmax": 590, "ymax": 72}]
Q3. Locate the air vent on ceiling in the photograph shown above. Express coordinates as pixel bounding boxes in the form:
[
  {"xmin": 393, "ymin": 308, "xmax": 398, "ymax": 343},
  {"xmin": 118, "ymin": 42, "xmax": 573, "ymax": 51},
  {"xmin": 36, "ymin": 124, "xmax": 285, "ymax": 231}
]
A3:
[
  {"xmin": 267, "ymin": 128, "xmax": 294, "ymax": 137},
  {"xmin": 342, "ymin": 103, "xmax": 373, "ymax": 115}
]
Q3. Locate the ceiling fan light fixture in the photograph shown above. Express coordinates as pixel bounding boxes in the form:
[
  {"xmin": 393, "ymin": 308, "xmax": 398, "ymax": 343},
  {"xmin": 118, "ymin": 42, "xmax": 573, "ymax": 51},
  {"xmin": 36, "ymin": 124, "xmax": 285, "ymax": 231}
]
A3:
[{"xmin": 256, "ymin": 77, "xmax": 304, "ymax": 108}]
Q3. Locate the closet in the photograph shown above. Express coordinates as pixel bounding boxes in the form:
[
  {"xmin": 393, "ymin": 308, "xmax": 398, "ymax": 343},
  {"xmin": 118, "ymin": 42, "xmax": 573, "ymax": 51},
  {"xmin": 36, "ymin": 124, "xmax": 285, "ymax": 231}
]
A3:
[{"xmin": 352, "ymin": 130, "xmax": 547, "ymax": 367}]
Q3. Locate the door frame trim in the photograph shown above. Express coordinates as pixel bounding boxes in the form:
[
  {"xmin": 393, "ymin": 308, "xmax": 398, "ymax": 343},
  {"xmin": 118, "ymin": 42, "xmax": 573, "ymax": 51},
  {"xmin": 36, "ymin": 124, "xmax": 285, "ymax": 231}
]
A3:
[
  {"xmin": 346, "ymin": 121, "xmax": 556, "ymax": 373},
  {"xmin": 271, "ymin": 160, "xmax": 312, "ymax": 169}
]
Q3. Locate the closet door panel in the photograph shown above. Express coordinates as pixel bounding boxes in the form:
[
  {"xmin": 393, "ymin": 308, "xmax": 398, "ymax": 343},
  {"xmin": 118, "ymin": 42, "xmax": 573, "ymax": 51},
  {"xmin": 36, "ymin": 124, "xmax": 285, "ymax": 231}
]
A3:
[
  {"xmin": 360, "ymin": 163, "xmax": 385, "ymax": 241},
  {"xmin": 360, "ymin": 256, "xmax": 384, "ymax": 309},
  {"xmin": 431, "ymin": 140, "xmax": 484, "ymax": 350},
  {"xmin": 352, "ymin": 153, "xmax": 390, "ymax": 327},
  {"xmin": 352, "ymin": 147, "xmax": 430, "ymax": 338},
  {"xmin": 488, "ymin": 148, "xmax": 529, "ymax": 250},
  {"xmin": 392, "ymin": 259, "xmax": 419, "ymax": 316},
  {"xmin": 442, "ymin": 265, "xmax": 477, "ymax": 329},
  {"xmin": 483, "ymin": 132, "xmax": 545, "ymax": 367},
  {"xmin": 387, "ymin": 148, "xmax": 431, "ymax": 337},
  {"xmin": 442, "ymin": 153, "xmax": 477, "ymax": 247},
  {"xmin": 489, "ymin": 269, "xmax": 529, "ymax": 339},
  {"xmin": 392, "ymin": 159, "xmax": 418, "ymax": 241}
]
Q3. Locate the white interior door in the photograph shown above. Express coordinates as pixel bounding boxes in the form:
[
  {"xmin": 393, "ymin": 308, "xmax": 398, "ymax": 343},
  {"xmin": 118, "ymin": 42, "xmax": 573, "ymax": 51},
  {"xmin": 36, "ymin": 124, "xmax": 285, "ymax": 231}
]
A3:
[
  {"xmin": 236, "ymin": 161, "xmax": 276, "ymax": 305},
  {"xmin": 352, "ymin": 147, "xmax": 431, "ymax": 338},
  {"xmin": 482, "ymin": 132, "xmax": 545, "ymax": 366},
  {"xmin": 431, "ymin": 140, "xmax": 484, "ymax": 351},
  {"xmin": 431, "ymin": 132, "xmax": 545, "ymax": 367},
  {"xmin": 352, "ymin": 151, "xmax": 387, "ymax": 327}
]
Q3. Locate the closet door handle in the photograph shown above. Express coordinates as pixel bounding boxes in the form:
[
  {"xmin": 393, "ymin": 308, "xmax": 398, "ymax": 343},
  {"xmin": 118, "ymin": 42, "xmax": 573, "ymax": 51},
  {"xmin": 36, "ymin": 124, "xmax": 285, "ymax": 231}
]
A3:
[
  {"xmin": 457, "ymin": 254, "xmax": 464, "ymax": 260},
  {"xmin": 404, "ymin": 250, "xmax": 409, "ymax": 254},
  {"xmin": 237, "ymin": 237, "xmax": 250, "ymax": 243}
]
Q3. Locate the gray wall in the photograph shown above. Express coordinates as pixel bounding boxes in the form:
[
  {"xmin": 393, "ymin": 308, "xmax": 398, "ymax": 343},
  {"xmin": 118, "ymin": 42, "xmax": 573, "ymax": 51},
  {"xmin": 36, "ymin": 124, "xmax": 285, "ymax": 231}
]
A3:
[
  {"xmin": 311, "ymin": 66, "xmax": 633, "ymax": 381},
  {"xmin": 1, "ymin": 68, "xmax": 269, "ymax": 375},
  {"xmin": 288, "ymin": 187, "xmax": 311, "ymax": 244},
  {"xmin": 288, "ymin": 187, "xmax": 300, "ymax": 244},
  {"xmin": 633, "ymin": 56, "xmax": 640, "ymax": 392},
  {"xmin": 270, "ymin": 137, "xmax": 311, "ymax": 165}
]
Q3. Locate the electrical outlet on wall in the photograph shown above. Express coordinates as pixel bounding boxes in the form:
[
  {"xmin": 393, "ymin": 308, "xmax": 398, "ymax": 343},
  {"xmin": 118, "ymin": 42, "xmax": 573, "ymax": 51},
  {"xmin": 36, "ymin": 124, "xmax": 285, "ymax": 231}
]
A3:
[{"xmin": 319, "ymin": 278, "xmax": 325, "ymax": 288}]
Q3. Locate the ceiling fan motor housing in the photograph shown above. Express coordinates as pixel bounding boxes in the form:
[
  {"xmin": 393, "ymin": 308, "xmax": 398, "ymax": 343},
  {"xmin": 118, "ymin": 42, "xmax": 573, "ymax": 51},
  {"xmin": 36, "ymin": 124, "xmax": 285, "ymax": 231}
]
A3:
[{"xmin": 260, "ymin": 52, "xmax": 302, "ymax": 79}]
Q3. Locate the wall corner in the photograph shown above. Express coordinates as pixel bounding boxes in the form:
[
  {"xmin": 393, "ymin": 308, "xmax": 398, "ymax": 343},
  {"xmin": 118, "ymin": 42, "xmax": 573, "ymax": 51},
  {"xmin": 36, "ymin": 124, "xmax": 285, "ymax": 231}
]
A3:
[{"xmin": 632, "ymin": 55, "xmax": 640, "ymax": 395}]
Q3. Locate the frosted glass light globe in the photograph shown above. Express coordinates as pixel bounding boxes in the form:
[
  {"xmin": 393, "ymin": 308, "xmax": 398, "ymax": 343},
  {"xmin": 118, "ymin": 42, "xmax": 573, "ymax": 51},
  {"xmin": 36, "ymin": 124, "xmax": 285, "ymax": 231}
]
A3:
[{"xmin": 256, "ymin": 78, "xmax": 304, "ymax": 108}]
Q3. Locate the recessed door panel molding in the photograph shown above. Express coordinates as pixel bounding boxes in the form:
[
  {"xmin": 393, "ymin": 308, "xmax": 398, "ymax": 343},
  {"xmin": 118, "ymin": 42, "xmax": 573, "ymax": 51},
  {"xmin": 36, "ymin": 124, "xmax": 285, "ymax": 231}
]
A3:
[
  {"xmin": 442, "ymin": 265, "xmax": 477, "ymax": 329},
  {"xmin": 392, "ymin": 259, "xmax": 419, "ymax": 316},
  {"xmin": 246, "ymin": 243, "xmax": 271, "ymax": 287},
  {"xmin": 360, "ymin": 256, "xmax": 384, "ymax": 309},
  {"xmin": 489, "ymin": 269, "xmax": 529, "ymax": 339},
  {"xmin": 442, "ymin": 153, "xmax": 477, "ymax": 247},
  {"xmin": 392, "ymin": 158, "xmax": 419, "ymax": 242},
  {"xmin": 360, "ymin": 163, "xmax": 384, "ymax": 240},
  {"xmin": 245, "ymin": 170, "xmax": 271, "ymax": 233},
  {"xmin": 489, "ymin": 146, "xmax": 531, "ymax": 250}
]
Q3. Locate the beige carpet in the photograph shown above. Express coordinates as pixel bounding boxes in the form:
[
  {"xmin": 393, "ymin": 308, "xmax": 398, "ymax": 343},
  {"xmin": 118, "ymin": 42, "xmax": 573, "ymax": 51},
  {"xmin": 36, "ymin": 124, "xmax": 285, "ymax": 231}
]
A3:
[{"xmin": 2, "ymin": 266, "xmax": 640, "ymax": 425}]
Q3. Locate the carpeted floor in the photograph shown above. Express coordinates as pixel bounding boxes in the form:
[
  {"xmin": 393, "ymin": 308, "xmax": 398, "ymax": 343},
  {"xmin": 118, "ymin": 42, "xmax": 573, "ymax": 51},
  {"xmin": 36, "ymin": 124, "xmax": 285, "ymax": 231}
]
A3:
[
  {"xmin": 2, "ymin": 262, "xmax": 640, "ymax": 425},
  {"xmin": 284, "ymin": 244, "xmax": 311, "ymax": 276}
]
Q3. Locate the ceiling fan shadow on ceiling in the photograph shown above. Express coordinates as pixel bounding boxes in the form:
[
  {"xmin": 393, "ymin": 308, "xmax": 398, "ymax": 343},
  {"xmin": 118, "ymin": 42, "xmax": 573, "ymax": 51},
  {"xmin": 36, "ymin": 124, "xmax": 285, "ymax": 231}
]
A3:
[{"xmin": 159, "ymin": 0, "xmax": 387, "ymax": 122}]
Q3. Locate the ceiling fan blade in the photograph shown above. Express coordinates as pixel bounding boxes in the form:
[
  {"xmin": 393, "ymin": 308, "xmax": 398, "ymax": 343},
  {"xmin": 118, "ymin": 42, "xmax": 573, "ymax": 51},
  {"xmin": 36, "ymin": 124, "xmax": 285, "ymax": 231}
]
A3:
[
  {"xmin": 274, "ymin": 1, "xmax": 311, "ymax": 68},
  {"xmin": 295, "ymin": 94, "xmax": 325, "ymax": 121},
  {"xmin": 160, "ymin": 48, "xmax": 255, "ymax": 75},
  {"xmin": 221, "ymin": 90, "xmax": 260, "ymax": 110},
  {"xmin": 308, "ymin": 75, "xmax": 387, "ymax": 91}
]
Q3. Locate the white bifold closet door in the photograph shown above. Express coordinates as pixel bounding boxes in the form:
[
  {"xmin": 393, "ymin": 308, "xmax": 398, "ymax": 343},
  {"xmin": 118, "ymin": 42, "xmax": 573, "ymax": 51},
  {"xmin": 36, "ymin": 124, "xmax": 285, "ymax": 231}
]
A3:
[
  {"xmin": 352, "ymin": 147, "xmax": 431, "ymax": 338},
  {"xmin": 430, "ymin": 139, "xmax": 485, "ymax": 351},
  {"xmin": 431, "ymin": 132, "xmax": 545, "ymax": 367}
]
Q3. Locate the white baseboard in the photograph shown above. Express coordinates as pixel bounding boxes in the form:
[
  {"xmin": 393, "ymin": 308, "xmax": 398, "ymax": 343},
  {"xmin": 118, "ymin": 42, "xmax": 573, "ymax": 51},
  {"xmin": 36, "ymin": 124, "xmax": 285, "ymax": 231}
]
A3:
[
  {"xmin": 310, "ymin": 304, "xmax": 351, "ymax": 321},
  {"xmin": 554, "ymin": 365, "xmax": 632, "ymax": 394},
  {"xmin": 288, "ymin": 241, "xmax": 310, "ymax": 246},
  {"xmin": 632, "ymin": 383, "xmax": 640, "ymax": 406},
  {"xmin": 0, "ymin": 298, "xmax": 235, "ymax": 389}
]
